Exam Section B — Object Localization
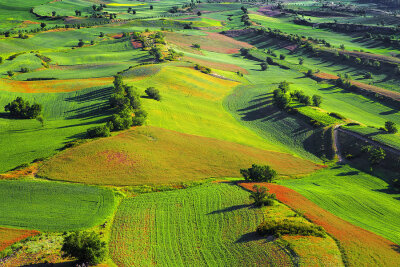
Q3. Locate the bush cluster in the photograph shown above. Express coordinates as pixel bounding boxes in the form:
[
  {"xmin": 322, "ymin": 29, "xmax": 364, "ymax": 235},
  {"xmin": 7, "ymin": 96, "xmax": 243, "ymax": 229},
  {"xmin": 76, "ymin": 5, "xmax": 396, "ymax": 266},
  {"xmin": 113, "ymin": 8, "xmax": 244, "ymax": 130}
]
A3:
[
  {"xmin": 195, "ymin": 64, "xmax": 211, "ymax": 74},
  {"xmin": 145, "ymin": 87, "xmax": 161, "ymax": 101},
  {"xmin": 257, "ymin": 219, "xmax": 326, "ymax": 238},
  {"xmin": 249, "ymin": 185, "xmax": 276, "ymax": 207},
  {"xmin": 4, "ymin": 97, "xmax": 42, "ymax": 119}
]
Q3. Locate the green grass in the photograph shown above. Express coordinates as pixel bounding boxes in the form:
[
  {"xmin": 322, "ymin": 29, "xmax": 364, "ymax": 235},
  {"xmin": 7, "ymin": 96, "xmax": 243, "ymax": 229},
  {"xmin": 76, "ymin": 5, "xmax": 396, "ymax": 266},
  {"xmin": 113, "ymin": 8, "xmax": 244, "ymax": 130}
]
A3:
[
  {"xmin": 279, "ymin": 165, "xmax": 400, "ymax": 244},
  {"xmin": 109, "ymin": 182, "xmax": 341, "ymax": 266},
  {"xmin": 0, "ymin": 84, "xmax": 112, "ymax": 172},
  {"xmin": 0, "ymin": 180, "xmax": 115, "ymax": 231},
  {"xmin": 343, "ymin": 125, "xmax": 400, "ymax": 150}
]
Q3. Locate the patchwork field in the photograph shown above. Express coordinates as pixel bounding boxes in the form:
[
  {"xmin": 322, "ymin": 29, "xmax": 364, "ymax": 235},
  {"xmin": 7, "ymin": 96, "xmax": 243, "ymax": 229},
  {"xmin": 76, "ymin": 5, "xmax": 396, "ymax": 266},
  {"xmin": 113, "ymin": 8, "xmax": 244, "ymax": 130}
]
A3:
[
  {"xmin": 110, "ymin": 182, "xmax": 342, "ymax": 266},
  {"xmin": 0, "ymin": 227, "xmax": 38, "ymax": 251},
  {"xmin": 38, "ymin": 126, "xmax": 321, "ymax": 185},
  {"xmin": 0, "ymin": 180, "xmax": 115, "ymax": 231}
]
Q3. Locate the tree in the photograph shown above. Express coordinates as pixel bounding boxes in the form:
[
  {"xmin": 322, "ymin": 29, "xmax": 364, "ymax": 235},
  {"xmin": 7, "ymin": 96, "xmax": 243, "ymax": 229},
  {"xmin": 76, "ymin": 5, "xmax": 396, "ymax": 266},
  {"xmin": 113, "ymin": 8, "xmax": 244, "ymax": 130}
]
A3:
[
  {"xmin": 339, "ymin": 44, "xmax": 345, "ymax": 50},
  {"xmin": 52, "ymin": 11, "xmax": 56, "ymax": 16},
  {"xmin": 7, "ymin": 70, "xmax": 14, "ymax": 77},
  {"xmin": 240, "ymin": 164, "xmax": 277, "ymax": 182},
  {"xmin": 298, "ymin": 57, "xmax": 304, "ymax": 65},
  {"xmin": 61, "ymin": 231, "xmax": 107, "ymax": 265},
  {"xmin": 86, "ymin": 125, "xmax": 110, "ymax": 138},
  {"xmin": 99, "ymin": 32, "xmax": 104, "ymax": 37},
  {"xmin": 36, "ymin": 115, "xmax": 44, "ymax": 127},
  {"xmin": 364, "ymin": 72, "xmax": 372, "ymax": 79},
  {"xmin": 145, "ymin": 87, "xmax": 161, "ymax": 101},
  {"xmin": 5, "ymin": 97, "xmax": 42, "ymax": 119},
  {"xmin": 150, "ymin": 5, "xmax": 153, "ymax": 10},
  {"xmin": 280, "ymin": 54, "xmax": 286, "ymax": 60},
  {"xmin": 261, "ymin": 62, "xmax": 268, "ymax": 71},
  {"xmin": 272, "ymin": 89, "xmax": 291, "ymax": 109},
  {"xmin": 78, "ymin": 39, "xmax": 84, "ymax": 47},
  {"xmin": 312, "ymin": 95, "xmax": 322, "ymax": 107},
  {"xmin": 362, "ymin": 146, "xmax": 386, "ymax": 166},
  {"xmin": 197, "ymin": 11, "xmax": 202, "ymax": 16},
  {"xmin": 40, "ymin": 22, "xmax": 46, "ymax": 29},
  {"xmin": 192, "ymin": 43, "xmax": 200, "ymax": 49},
  {"xmin": 385, "ymin": 121, "xmax": 398, "ymax": 133},
  {"xmin": 278, "ymin": 81, "xmax": 290, "ymax": 93},
  {"xmin": 249, "ymin": 185, "xmax": 275, "ymax": 207}
]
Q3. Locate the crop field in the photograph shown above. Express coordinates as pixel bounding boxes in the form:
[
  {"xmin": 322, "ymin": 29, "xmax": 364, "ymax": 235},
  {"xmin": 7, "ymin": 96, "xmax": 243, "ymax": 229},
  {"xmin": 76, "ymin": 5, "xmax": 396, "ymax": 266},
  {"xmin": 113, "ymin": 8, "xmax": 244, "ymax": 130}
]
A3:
[
  {"xmin": 110, "ymin": 182, "xmax": 342, "ymax": 266},
  {"xmin": 0, "ymin": 180, "xmax": 115, "ymax": 231},
  {"xmin": 0, "ymin": 0, "xmax": 399, "ymax": 265},
  {"xmin": 38, "ymin": 126, "xmax": 321, "ymax": 185},
  {"xmin": 279, "ymin": 165, "xmax": 400, "ymax": 244},
  {"xmin": 240, "ymin": 181, "xmax": 400, "ymax": 266}
]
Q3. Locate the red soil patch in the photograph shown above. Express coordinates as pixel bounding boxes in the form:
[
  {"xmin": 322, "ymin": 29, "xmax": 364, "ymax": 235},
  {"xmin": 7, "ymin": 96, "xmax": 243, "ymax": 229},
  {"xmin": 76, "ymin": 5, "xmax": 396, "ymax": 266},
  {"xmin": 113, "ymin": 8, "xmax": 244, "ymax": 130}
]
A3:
[
  {"xmin": 0, "ymin": 228, "xmax": 39, "ymax": 251},
  {"xmin": 184, "ymin": 56, "xmax": 249, "ymax": 74},
  {"xmin": 0, "ymin": 77, "xmax": 113, "ymax": 93},
  {"xmin": 239, "ymin": 182, "xmax": 400, "ymax": 266},
  {"xmin": 22, "ymin": 21, "xmax": 39, "ymax": 25},
  {"xmin": 284, "ymin": 44, "xmax": 297, "ymax": 51},
  {"xmin": 112, "ymin": 34, "xmax": 123, "ymax": 39},
  {"xmin": 131, "ymin": 39, "xmax": 143, "ymax": 49},
  {"xmin": 313, "ymin": 72, "xmax": 339, "ymax": 80}
]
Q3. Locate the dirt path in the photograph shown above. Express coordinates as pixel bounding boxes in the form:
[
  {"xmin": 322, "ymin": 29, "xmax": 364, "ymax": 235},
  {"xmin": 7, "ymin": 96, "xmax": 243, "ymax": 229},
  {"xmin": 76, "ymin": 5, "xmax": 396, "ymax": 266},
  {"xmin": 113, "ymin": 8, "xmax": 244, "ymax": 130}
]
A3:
[{"xmin": 333, "ymin": 124, "xmax": 345, "ymax": 163}]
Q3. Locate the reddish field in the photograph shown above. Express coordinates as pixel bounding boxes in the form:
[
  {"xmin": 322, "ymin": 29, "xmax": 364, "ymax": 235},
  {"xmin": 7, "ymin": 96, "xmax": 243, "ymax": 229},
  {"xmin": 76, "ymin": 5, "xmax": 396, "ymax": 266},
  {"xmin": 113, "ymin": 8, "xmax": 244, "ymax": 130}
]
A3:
[
  {"xmin": 0, "ymin": 228, "xmax": 38, "ymax": 252},
  {"xmin": 0, "ymin": 77, "xmax": 113, "ymax": 93},
  {"xmin": 239, "ymin": 182, "xmax": 400, "ymax": 266},
  {"xmin": 184, "ymin": 56, "xmax": 249, "ymax": 74},
  {"xmin": 165, "ymin": 31, "xmax": 253, "ymax": 54},
  {"xmin": 313, "ymin": 72, "xmax": 400, "ymax": 101},
  {"xmin": 38, "ymin": 126, "xmax": 322, "ymax": 186}
]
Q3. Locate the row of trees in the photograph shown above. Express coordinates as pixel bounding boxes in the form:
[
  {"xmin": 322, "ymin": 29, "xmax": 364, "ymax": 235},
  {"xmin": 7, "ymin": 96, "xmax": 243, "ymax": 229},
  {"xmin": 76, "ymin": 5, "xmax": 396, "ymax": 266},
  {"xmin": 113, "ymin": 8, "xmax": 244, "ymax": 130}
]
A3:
[
  {"xmin": 86, "ymin": 75, "xmax": 147, "ymax": 138},
  {"xmin": 272, "ymin": 81, "xmax": 322, "ymax": 110}
]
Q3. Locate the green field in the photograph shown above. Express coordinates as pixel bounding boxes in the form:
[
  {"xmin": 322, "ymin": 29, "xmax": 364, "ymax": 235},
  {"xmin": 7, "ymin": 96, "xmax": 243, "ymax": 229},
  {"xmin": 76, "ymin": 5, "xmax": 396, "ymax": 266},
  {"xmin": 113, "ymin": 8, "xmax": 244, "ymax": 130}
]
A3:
[
  {"xmin": 0, "ymin": 180, "xmax": 115, "ymax": 231},
  {"xmin": 279, "ymin": 165, "xmax": 400, "ymax": 244},
  {"xmin": 110, "ymin": 182, "xmax": 342, "ymax": 266}
]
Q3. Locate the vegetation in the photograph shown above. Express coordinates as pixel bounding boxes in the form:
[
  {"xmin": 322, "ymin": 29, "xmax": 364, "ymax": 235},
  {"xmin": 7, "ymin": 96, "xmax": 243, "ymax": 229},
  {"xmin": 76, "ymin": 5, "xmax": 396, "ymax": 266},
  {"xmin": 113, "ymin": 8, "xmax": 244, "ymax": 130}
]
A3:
[
  {"xmin": 4, "ymin": 97, "xmax": 42, "ymax": 119},
  {"xmin": 61, "ymin": 231, "xmax": 107, "ymax": 265},
  {"xmin": 145, "ymin": 87, "xmax": 161, "ymax": 101},
  {"xmin": 249, "ymin": 185, "xmax": 276, "ymax": 207},
  {"xmin": 240, "ymin": 164, "xmax": 277, "ymax": 182},
  {"xmin": 257, "ymin": 219, "xmax": 326, "ymax": 238}
]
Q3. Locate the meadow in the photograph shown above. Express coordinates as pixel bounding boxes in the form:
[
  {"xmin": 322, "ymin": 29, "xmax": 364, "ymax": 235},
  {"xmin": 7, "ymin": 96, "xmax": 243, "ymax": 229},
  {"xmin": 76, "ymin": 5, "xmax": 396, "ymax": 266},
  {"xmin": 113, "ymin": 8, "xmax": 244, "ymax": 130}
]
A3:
[
  {"xmin": 0, "ymin": 180, "xmax": 115, "ymax": 231},
  {"xmin": 110, "ymin": 182, "xmax": 342, "ymax": 266}
]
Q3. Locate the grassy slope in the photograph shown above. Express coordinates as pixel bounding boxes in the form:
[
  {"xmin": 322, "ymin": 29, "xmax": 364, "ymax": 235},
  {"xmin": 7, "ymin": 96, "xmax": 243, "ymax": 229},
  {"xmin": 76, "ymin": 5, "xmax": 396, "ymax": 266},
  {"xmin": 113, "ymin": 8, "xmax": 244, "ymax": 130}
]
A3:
[
  {"xmin": 38, "ymin": 126, "xmax": 321, "ymax": 185},
  {"xmin": 0, "ymin": 227, "xmax": 38, "ymax": 251},
  {"xmin": 0, "ymin": 84, "xmax": 113, "ymax": 172},
  {"xmin": 279, "ymin": 165, "xmax": 400, "ymax": 244},
  {"xmin": 240, "ymin": 181, "xmax": 400, "ymax": 266},
  {"xmin": 0, "ymin": 180, "xmax": 115, "ymax": 231},
  {"xmin": 110, "ymin": 182, "xmax": 342, "ymax": 266}
]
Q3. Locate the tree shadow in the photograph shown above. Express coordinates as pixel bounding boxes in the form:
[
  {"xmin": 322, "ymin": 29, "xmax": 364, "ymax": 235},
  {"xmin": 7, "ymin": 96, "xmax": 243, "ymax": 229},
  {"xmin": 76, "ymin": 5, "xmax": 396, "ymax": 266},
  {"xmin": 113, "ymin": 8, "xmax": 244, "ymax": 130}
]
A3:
[
  {"xmin": 235, "ymin": 231, "xmax": 266, "ymax": 243},
  {"xmin": 65, "ymin": 86, "xmax": 112, "ymax": 103},
  {"xmin": 392, "ymin": 244, "xmax": 400, "ymax": 253},
  {"xmin": 207, "ymin": 204, "xmax": 251, "ymax": 215},
  {"xmin": 336, "ymin": 171, "xmax": 360, "ymax": 176}
]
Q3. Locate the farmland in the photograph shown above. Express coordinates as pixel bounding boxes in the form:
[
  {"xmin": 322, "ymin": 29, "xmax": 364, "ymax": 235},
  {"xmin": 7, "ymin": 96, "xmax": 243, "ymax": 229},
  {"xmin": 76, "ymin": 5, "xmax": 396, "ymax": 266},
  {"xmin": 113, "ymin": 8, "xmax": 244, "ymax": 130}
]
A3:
[
  {"xmin": 110, "ymin": 182, "xmax": 342, "ymax": 266},
  {"xmin": 0, "ymin": 0, "xmax": 399, "ymax": 265},
  {"xmin": 0, "ymin": 180, "xmax": 115, "ymax": 231}
]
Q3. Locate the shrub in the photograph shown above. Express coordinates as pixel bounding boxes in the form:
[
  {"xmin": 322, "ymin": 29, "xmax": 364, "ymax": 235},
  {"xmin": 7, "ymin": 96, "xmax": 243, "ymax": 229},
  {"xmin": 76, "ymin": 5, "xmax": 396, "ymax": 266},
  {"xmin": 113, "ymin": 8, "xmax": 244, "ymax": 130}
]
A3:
[
  {"xmin": 61, "ymin": 231, "xmax": 106, "ymax": 265},
  {"xmin": 20, "ymin": 67, "xmax": 30, "ymax": 73},
  {"xmin": 132, "ymin": 110, "xmax": 147, "ymax": 126},
  {"xmin": 86, "ymin": 125, "xmax": 111, "ymax": 138},
  {"xmin": 7, "ymin": 70, "xmax": 14, "ymax": 77},
  {"xmin": 329, "ymin": 112, "xmax": 346, "ymax": 120},
  {"xmin": 260, "ymin": 62, "xmax": 268, "ymax": 71},
  {"xmin": 145, "ymin": 87, "xmax": 161, "ymax": 101},
  {"xmin": 257, "ymin": 219, "xmax": 326, "ymax": 237},
  {"xmin": 4, "ymin": 97, "xmax": 42, "ymax": 119},
  {"xmin": 280, "ymin": 54, "xmax": 286, "ymax": 60},
  {"xmin": 240, "ymin": 164, "xmax": 277, "ymax": 182},
  {"xmin": 278, "ymin": 81, "xmax": 290, "ymax": 93},
  {"xmin": 364, "ymin": 72, "xmax": 372, "ymax": 79},
  {"xmin": 194, "ymin": 64, "xmax": 211, "ymax": 74},
  {"xmin": 385, "ymin": 121, "xmax": 398, "ymax": 134},
  {"xmin": 192, "ymin": 43, "xmax": 200, "ymax": 49},
  {"xmin": 312, "ymin": 95, "xmax": 322, "ymax": 107},
  {"xmin": 249, "ymin": 185, "xmax": 276, "ymax": 207}
]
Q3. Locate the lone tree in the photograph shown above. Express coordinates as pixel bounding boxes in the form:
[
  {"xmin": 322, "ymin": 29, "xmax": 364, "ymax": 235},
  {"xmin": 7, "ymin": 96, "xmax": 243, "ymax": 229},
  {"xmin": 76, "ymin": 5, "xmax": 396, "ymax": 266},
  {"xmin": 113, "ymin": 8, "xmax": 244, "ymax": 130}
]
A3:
[
  {"xmin": 240, "ymin": 164, "xmax": 277, "ymax": 182},
  {"xmin": 385, "ymin": 121, "xmax": 398, "ymax": 134},
  {"xmin": 261, "ymin": 62, "xmax": 268, "ymax": 71},
  {"xmin": 312, "ymin": 95, "xmax": 322, "ymax": 107},
  {"xmin": 145, "ymin": 87, "xmax": 161, "ymax": 101},
  {"xmin": 249, "ymin": 185, "xmax": 276, "ymax": 207},
  {"xmin": 61, "ymin": 231, "xmax": 107, "ymax": 265},
  {"xmin": 197, "ymin": 11, "xmax": 202, "ymax": 16},
  {"xmin": 5, "ymin": 97, "xmax": 42, "ymax": 119}
]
